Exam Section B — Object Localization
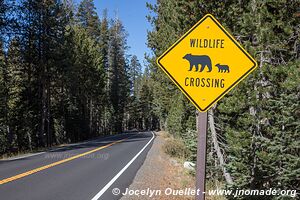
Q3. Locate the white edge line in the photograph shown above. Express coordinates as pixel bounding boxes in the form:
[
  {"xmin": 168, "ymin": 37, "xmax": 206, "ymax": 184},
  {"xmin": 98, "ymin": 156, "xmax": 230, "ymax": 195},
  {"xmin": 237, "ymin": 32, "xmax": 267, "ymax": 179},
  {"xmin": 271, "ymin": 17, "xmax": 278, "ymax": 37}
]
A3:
[{"xmin": 91, "ymin": 132, "xmax": 155, "ymax": 200}]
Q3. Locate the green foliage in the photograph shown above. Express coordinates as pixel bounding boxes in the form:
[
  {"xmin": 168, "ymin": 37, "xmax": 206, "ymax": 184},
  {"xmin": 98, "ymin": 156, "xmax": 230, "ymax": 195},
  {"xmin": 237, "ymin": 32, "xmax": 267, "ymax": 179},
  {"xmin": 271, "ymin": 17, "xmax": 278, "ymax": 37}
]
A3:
[
  {"xmin": 0, "ymin": 0, "xmax": 150, "ymax": 155},
  {"xmin": 108, "ymin": 18, "xmax": 130, "ymax": 132},
  {"xmin": 76, "ymin": 0, "xmax": 100, "ymax": 38},
  {"xmin": 124, "ymin": 56, "xmax": 158, "ymax": 131},
  {"xmin": 147, "ymin": 0, "xmax": 299, "ymax": 199},
  {"xmin": 6, "ymin": 38, "xmax": 27, "ymax": 150},
  {"xmin": 0, "ymin": 40, "xmax": 8, "ymax": 154},
  {"xmin": 129, "ymin": 55, "xmax": 142, "ymax": 97},
  {"xmin": 181, "ymin": 128, "xmax": 197, "ymax": 161},
  {"xmin": 166, "ymin": 94, "xmax": 184, "ymax": 136}
]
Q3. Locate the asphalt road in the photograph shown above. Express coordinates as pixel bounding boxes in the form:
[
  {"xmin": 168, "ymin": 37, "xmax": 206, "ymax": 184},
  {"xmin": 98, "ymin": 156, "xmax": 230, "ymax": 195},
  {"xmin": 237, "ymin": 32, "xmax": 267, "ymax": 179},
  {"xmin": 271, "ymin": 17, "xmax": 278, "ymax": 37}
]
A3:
[{"xmin": 0, "ymin": 132, "xmax": 155, "ymax": 200}]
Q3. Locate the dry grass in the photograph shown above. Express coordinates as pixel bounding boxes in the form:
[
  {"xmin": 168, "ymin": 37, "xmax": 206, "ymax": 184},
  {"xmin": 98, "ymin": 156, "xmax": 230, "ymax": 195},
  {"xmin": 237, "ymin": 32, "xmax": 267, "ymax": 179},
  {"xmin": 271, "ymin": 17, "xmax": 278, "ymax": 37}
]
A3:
[
  {"xmin": 163, "ymin": 137, "xmax": 190, "ymax": 159},
  {"xmin": 160, "ymin": 131, "xmax": 190, "ymax": 160},
  {"xmin": 158, "ymin": 130, "xmax": 171, "ymax": 138},
  {"xmin": 159, "ymin": 131, "xmax": 227, "ymax": 200}
]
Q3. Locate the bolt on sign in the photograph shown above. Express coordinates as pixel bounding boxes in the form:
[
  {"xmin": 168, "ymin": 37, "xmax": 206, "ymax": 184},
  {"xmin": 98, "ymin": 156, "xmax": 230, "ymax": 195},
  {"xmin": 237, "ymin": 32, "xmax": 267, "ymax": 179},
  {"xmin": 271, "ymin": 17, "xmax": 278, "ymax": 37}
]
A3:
[{"xmin": 157, "ymin": 14, "xmax": 257, "ymax": 112}]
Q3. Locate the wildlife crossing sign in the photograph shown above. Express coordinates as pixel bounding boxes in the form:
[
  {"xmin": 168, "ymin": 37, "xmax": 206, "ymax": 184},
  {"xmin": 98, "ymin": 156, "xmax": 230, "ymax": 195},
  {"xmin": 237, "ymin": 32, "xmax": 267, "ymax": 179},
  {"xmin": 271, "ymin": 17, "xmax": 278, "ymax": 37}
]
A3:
[{"xmin": 157, "ymin": 14, "xmax": 257, "ymax": 112}]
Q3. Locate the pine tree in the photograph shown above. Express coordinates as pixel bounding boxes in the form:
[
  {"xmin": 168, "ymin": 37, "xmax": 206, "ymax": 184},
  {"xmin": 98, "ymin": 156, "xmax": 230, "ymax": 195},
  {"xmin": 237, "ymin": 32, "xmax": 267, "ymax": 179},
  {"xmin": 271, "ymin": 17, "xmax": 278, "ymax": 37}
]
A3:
[
  {"xmin": 147, "ymin": 0, "xmax": 200, "ymax": 131},
  {"xmin": 129, "ymin": 55, "xmax": 142, "ymax": 97},
  {"xmin": 212, "ymin": 1, "xmax": 300, "ymax": 198},
  {"xmin": 0, "ymin": 0, "xmax": 136, "ymax": 155},
  {"xmin": 138, "ymin": 74, "xmax": 154, "ymax": 130},
  {"xmin": 147, "ymin": 1, "xmax": 300, "ymax": 199},
  {"xmin": 20, "ymin": 0, "xmax": 70, "ymax": 147},
  {"xmin": 0, "ymin": 0, "xmax": 6, "ymax": 35},
  {"xmin": 6, "ymin": 38, "xmax": 28, "ymax": 150},
  {"xmin": 99, "ymin": 9, "xmax": 110, "ymax": 133},
  {"xmin": 0, "ymin": 40, "xmax": 8, "ymax": 154},
  {"xmin": 100, "ymin": 9, "xmax": 109, "ymax": 71},
  {"xmin": 0, "ymin": 0, "xmax": 10, "ymax": 36},
  {"xmin": 108, "ymin": 18, "xmax": 130, "ymax": 132},
  {"xmin": 125, "ymin": 55, "xmax": 142, "ymax": 129},
  {"xmin": 77, "ymin": 0, "xmax": 100, "ymax": 39},
  {"xmin": 63, "ymin": 25, "xmax": 104, "ymax": 141}
]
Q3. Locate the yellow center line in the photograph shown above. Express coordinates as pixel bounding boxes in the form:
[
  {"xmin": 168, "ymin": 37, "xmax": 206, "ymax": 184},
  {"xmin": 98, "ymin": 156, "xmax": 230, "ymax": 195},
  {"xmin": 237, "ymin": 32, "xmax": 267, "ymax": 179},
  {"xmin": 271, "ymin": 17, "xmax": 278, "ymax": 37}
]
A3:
[{"xmin": 0, "ymin": 138, "xmax": 127, "ymax": 185}]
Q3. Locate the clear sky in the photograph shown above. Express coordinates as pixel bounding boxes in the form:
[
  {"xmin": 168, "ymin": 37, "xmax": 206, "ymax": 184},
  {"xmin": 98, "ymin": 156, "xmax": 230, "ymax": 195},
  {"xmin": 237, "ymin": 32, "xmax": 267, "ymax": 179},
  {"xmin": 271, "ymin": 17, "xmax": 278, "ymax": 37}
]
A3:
[{"xmin": 92, "ymin": 0, "xmax": 157, "ymax": 66}]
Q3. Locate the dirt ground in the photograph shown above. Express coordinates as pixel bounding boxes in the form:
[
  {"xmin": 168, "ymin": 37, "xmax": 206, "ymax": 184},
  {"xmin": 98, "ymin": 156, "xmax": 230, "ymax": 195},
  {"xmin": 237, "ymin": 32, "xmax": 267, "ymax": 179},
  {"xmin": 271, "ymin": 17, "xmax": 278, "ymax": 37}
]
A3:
[{"xmin": 121, "ymin": 131, "xmax": 195, "ymax": 200}]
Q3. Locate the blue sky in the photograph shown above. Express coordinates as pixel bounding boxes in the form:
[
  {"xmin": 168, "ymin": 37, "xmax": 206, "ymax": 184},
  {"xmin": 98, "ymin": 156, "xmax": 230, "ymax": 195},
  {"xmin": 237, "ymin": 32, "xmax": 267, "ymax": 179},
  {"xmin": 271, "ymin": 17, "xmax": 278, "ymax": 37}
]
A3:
[{"xmin": 84, "ymin": 0, "xmax": 156, "ymax": 66}]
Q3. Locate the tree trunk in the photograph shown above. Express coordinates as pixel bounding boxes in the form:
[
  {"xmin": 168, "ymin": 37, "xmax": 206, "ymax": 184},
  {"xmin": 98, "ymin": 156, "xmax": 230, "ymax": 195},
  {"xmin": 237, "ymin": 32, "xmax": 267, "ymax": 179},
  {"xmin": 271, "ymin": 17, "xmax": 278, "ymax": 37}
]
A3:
[
  {"xmin": 208, "ymin": 109, "xmax": 233, "ymax": 185},
  {"xmin": 89, "ymin": 98, "xmax": 93, "ymax": 137}
]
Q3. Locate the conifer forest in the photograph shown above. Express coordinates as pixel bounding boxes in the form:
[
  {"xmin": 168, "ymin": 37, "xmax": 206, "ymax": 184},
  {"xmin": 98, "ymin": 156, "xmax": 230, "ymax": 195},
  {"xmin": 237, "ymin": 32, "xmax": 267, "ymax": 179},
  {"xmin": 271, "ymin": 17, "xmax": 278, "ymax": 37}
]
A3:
[{"xmin": 0, "ymin": 0, "xmax": 299, "ymax": 199}]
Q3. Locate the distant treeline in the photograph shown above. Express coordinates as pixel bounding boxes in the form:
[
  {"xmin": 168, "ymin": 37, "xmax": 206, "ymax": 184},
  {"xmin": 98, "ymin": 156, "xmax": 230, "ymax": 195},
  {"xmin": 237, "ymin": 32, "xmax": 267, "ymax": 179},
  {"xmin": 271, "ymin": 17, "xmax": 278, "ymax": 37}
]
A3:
[
  {"xmin": 0, "ymin": 0, "xmax": 158, "ymax": 155},
  {"xmin": 146, "ymin": 0, "xmax": 299, "ymax": 199}
]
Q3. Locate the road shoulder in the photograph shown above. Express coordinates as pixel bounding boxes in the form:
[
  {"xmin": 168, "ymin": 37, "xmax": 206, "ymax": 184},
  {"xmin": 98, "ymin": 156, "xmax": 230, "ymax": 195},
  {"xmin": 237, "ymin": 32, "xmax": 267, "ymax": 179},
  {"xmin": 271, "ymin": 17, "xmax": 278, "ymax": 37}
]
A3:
[{"xmin": 121, "ymin": 131, "xmax": 194, "ymax": 200}]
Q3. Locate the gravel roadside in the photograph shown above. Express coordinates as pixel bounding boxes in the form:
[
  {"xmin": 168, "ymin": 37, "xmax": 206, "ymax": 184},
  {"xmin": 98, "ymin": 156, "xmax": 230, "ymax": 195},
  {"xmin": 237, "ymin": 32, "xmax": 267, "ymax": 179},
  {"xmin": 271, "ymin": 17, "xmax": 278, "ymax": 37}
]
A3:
[{"xmin": 121, "ymin": 131, "xmax": 194, "ymax": 200}]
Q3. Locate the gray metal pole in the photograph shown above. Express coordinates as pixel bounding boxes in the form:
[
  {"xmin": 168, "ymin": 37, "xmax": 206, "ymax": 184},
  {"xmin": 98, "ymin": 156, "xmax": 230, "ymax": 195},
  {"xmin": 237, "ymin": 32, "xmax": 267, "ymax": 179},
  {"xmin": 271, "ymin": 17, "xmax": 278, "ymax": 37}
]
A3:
[{"xmin": 196, "ymin": 111, "xmax": 208, "ymax": 200}]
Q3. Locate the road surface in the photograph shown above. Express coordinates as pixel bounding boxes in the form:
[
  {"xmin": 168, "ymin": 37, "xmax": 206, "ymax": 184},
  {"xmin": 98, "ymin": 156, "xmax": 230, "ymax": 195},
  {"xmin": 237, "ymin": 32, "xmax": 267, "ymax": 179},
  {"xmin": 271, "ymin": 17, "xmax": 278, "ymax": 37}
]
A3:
[{"xmin": 0, "ymin": 132, "xmax": 155, "ymax": 200}]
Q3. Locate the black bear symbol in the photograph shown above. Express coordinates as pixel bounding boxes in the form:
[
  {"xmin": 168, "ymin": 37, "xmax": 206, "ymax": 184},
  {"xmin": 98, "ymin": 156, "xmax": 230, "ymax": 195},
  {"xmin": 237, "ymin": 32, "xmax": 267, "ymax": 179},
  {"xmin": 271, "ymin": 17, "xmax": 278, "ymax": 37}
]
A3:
[
  {"xmin": 215, "ymin": 64, "xmax": 230, "ymax": 73},
  {"xmin": 183, "ymin": 54, "xmax": 212, "ymax": 72}
]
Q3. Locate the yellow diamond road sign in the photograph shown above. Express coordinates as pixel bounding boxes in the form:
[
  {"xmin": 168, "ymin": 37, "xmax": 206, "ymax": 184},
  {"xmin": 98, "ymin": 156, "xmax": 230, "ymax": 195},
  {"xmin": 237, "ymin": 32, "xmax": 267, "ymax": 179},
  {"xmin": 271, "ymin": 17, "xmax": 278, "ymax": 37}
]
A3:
[{"xmin": 157, "ymin": 14, "xmax": 257, "ymax": 112}]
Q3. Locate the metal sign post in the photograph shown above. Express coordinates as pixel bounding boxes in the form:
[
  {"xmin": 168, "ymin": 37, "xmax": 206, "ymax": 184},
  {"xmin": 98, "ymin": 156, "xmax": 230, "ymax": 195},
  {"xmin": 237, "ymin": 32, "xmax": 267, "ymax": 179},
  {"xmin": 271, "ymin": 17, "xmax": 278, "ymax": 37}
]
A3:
[
  {"xmin": 156, "ymin": 13, "xmax": 257, "ymax": 200},
  {"xmin": 196, "ymin": 111, "xmax": 208, "ymax": 200}
]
